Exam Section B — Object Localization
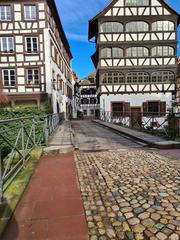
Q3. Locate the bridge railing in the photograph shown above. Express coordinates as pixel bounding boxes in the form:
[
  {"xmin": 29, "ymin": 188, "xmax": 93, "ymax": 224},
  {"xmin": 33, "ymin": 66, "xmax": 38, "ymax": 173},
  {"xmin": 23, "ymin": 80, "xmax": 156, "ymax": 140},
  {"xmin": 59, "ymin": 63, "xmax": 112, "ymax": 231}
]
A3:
[
  {"xmin": 0, "ymin": 113, "xmax": 64, "ymax": 202},
  {"xmin": 100, "ymin": 110, "xmax": 180, "ymax": 139}
]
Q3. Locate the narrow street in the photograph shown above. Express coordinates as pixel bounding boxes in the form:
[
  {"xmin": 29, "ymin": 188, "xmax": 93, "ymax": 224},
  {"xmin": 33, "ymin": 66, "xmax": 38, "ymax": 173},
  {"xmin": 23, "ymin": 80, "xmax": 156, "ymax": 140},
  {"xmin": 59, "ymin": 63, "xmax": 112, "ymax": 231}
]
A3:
[
  {"xmin": 72, "ymin": 120, "xmax": 142, "ymax": 151},
  {"xmin": 73, "ymin": 120, "xmax": 180, "ymax": 240}
]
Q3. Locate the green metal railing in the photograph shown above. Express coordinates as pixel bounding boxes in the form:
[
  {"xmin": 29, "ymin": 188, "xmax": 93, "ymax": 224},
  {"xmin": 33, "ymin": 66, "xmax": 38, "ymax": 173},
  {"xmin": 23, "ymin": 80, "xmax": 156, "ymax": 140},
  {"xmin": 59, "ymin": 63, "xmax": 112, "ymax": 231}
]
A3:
[{"xmin": 0, "ymin": 113, "xmax": 64, "ymax": 202}]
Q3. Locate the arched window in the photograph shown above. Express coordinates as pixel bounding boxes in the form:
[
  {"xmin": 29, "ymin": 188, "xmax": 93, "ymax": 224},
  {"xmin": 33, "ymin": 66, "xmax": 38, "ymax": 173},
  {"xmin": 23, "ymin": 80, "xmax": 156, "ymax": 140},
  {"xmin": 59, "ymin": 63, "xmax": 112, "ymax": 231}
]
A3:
[
  {"xmin": 101, "ymin": 48, "xmax": 111, "ymax": 58},
  {"xmin": 112, "ymin": 48, "xmax": 123, "ymax": 58},
  {"xmin": 101, "ymin": 48, "xmax": 123, "ymax": 58},
  {"xmin": 151, "ymin": 71, "xmax": 175, "ymax": 83},
  {"xmin": 126, "ymin": 72, "xmax": 149, "ymax": 83},
  {"xmin": 152, "ymin": 46, "xmax": 174, "ymax": 57},
  {"xmin": 152, "ymin": 21, "xmax": 175, "ymax": 31},
  {"xmin": 100, "ymin": 22, "xmax": 123, "ymax": 33},
  {"xmin": 125, "ymin": 0, "xmax": 149, "ymax": 6},
  {"xmin": 102, "ymin": 73, "xmax": 125, "ymax": 84},
  {"xmin": 126, "ymin": 21, "xmax": 149, "ymax": 32},
  {"xmin": 126, "ymin": 47, "xmax": 149, "ymax": 57}
]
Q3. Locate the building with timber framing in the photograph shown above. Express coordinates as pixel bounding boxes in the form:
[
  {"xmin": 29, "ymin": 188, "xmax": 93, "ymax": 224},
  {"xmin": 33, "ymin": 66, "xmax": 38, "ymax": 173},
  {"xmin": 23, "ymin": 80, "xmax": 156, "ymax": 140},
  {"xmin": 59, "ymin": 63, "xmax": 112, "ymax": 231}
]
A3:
[
  {"xmin": 89, "ymin": 0, "xmax": 180, "ymax": 127},
  {"xmin": 0, "ymin": 0, "xmax": 74, "ymax": 118}
]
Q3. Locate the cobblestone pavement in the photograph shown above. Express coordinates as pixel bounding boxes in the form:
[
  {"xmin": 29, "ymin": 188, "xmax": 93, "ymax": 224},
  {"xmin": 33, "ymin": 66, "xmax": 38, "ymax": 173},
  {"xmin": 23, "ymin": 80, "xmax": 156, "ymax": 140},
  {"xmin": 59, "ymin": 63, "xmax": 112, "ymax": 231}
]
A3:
[{"xmin": 75, "ymin": 150, "xmax": 180, "ymax": 240}]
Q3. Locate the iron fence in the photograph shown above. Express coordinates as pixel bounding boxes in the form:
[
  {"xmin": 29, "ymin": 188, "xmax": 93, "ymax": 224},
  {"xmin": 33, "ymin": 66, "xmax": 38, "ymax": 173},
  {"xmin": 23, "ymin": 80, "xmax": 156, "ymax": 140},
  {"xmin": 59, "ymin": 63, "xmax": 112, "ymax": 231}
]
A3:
[
  {"xmin": 100, "ymin": 111, "xmax": 180, "ymax": 139},
  {"xmin": 0, "ymin": 113, "xmax": 64, "ymax": 202}
]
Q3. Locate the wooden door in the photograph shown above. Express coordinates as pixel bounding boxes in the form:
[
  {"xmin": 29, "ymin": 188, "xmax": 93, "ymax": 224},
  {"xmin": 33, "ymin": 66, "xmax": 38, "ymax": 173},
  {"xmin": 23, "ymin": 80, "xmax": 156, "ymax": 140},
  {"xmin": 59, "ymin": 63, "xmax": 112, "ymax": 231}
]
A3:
[{"xmin": 131, "ymin": 107, "xmax": 142, "ymax": 128}]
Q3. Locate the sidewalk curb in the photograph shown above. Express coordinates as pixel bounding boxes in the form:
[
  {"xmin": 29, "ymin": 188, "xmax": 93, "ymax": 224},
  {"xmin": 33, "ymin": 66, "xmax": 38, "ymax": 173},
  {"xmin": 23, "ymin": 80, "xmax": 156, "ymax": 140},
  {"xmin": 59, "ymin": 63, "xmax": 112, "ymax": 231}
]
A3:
[{"xmin": 93, "ymin": 120, "xmax": 180, "ymax": 149}]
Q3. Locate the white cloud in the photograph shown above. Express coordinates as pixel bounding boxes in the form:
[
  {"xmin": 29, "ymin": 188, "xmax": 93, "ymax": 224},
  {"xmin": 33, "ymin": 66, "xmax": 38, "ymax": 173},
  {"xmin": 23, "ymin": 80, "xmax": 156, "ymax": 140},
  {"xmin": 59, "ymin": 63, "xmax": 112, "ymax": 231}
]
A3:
[{"xmin": 66, "ymin": 32, "xmax": 88, "ymax": 42}]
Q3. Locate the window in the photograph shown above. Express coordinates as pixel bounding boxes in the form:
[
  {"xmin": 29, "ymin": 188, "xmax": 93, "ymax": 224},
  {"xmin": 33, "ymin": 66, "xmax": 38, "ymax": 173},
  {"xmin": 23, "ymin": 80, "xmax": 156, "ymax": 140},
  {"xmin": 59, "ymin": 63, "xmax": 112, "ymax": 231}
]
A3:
[
  {"xmin": 143, "ymin": 101, "xmax": 166, "ymax": 117},
  {"xmin": 112, "ymin": 102, "xmax": 124, "ymax": 116},
  {"xmin": 126, "ymin": 22, "xmax": 149, "ymax": 32},
  {"xmin": 24, "ymin": 5, "xmax": 36, "ymax": 20},
  {"xmin": 102, "ymin": 72, "xmax": 125, "ymax": 84},
  {"xmin": 101, "ymin": 48, "xmax": 123, "ymax": 58},
  {"xmin": 125, "ymin": 0, "xmax": 149, "ymax": 6},
  {"xmin": 3, "ymin": 69, "xmax": 15, "ymax": 86},
  {"xmin": 90, "ymin": 98, "xmax": 96, "ymax": 104},
  {"xmin": 148, "ymin": 102, "xmax": 159, "ymax": 115},
  {"xmin": 152, "ymin": 21, "xmax": 175, "ymax": 31},
  {"xmin": 126, "ymin": 72, "xmax": 149, "ymax": 83},
  {"xmin": 126, "ymin": 47, "xmax": 149, "ymax": 57},
  {"xmin": 100, "ymin": 22, "xmax": 123, "ymax": 33},
  {"xmin": 1, "ymin": 37, "xmax": 14, "ymax": 53},
  {"xmin": 152, "ymin": 46, "xmax": 174, "ymax": 57},
  {"xmin": 27, "ymin": 69, "xmax": 39, "ymax": 85},
  {"xmin": 82, "ymin": 98, "xmax": 89, "ymax": 105},
  {"xmin": 151, "ymin": 71, "xmax": 174, "ymax": 83},
  {"xmin": 0, "ymin": 5, "xmax": 11, "ymax": 20},
  {"xmin": 26, "ymin": 37, "xmax": 38, "ymax": 53},
  {"xmin": 101, "ymin": 48, "xmax": 112, "ymax": 58}
]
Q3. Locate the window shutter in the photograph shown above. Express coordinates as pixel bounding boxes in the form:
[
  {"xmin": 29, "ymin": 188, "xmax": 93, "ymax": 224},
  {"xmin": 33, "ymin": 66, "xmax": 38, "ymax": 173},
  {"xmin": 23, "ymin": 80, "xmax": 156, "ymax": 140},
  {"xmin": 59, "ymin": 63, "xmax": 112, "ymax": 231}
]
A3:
[
  {"xmin": 124, "ymin": 102, "xmax": 130, "ymax": 116},
  {"xmin": 160, "ymin": 102, "xmax": 166, "ymax": 116},
  {"xmin": 143, "ymin": 102, "xmax": 148, "ymax": 117}
]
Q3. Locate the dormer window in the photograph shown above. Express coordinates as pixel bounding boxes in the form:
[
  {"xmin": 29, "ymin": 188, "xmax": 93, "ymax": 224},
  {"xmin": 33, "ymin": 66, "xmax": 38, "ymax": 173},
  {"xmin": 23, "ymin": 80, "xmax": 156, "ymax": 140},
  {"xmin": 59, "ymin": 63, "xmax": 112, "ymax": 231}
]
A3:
[
  {"xmin": 24, "ymin": 5, "xmax": 36, "ymax": 20},
  {"xmin": 100, "ymin": 22, "xmax": 123, "ymax": 33},
  {"xmin": 125, "ymin": 0, "xmax": 149, "ymax": 6},
  {"xmin": 0, "ymin": 5, "xmax": 11, "ymax": 20}
]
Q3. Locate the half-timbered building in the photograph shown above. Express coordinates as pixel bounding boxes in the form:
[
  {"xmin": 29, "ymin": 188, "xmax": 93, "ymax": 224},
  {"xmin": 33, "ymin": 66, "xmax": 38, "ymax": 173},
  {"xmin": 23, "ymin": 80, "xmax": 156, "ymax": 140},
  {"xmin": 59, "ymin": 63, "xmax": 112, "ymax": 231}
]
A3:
[
  {"xmin": 89, "ymin": 0, "xmax": 180, "ymax": 126},
  {"xmin": 0, "ymin": 0, "xmax": 73, "ymax": 117},
  {"xmin": 79, "ymin": 72, "xmax": 100, "ymax": 119}
]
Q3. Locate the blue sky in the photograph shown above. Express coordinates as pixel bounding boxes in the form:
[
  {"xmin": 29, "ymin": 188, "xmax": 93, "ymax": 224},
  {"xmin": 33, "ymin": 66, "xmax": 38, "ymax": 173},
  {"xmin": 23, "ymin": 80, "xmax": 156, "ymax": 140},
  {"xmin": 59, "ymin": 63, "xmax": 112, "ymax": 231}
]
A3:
[{"xmin": 55, "ymin": 0, "xmax": 180, "ymax": 80}]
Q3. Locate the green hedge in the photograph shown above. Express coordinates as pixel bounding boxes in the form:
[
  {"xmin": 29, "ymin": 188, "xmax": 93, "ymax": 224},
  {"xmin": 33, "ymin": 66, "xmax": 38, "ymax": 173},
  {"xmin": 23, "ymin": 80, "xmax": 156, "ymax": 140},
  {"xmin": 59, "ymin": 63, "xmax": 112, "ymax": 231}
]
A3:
[
  {"xmin": 0, "ymin": 102, "xmax": 53, "ymax": 120},
  {"xmin": 0, "ymin": 103, "xmax": 53, "ymax": 159}
]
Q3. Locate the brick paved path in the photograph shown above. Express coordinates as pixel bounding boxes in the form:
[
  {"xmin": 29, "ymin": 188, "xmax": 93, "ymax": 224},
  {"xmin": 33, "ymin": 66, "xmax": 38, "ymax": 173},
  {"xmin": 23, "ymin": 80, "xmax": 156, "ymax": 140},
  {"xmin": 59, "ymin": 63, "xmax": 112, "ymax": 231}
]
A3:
[
  {"xmin": 75, "ymin": 150, "xmax": 180, "ymax": 240},
  {"xmin": 2, "ymin": 154, "xmax": 88, "ymax": 240}
]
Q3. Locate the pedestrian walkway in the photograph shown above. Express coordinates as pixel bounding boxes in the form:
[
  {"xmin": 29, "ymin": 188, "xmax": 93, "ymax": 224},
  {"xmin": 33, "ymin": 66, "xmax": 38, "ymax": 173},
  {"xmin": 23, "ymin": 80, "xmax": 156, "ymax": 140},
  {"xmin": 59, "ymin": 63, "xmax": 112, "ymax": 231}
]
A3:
[
  {"xmin": 94, "ymin": 120, "xmax": 180, "ymax": 149},
  {"xmin": 2, "ymin": 153, "xmax": 88, "ymax": 240},
  {"xmin": 44, "ymin": 120, "xmax": 74, "ymax": 154}
]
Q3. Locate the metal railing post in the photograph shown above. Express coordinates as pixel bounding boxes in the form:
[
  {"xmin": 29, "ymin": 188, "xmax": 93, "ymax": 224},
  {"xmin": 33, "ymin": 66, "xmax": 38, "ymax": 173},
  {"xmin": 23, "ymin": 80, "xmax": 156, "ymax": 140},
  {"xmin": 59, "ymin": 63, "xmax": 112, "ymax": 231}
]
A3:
[
  {"xmin": 0, "ymin": 152, "xmax": 4, "ymax": 203},
  {"xmin": 44, "ymin": 117, "xmax": 49, "ymax": 146},
  {"xmin": 33, "ymin": 117, "xmax": 36, "ymax": 146},
  {"xmin": 21, "ymin": 121, "xmax": 25, "ymax": 165}
]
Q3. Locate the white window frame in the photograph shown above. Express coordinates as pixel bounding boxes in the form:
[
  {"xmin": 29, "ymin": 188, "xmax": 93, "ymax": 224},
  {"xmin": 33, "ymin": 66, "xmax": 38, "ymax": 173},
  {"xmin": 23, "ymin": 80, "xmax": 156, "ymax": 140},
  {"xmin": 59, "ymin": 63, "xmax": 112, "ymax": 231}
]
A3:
[
  {"xmin": 24, "ymin": 5, "xmax": 37, "ymax": 20},
  {"xmin": 0, "ymin": 5, "xmax": 11, "ymax": 20},
  {"xmin": 27, "ymin": 69, "xmax": 40, "ymax": 85},
  {"xmin": 2, "ymin": 69, "xmax": 16, "ymax": 87},
  {"xmin": 25, "ymin": 37, "xmax": 38, "ymax": 53},
  {"xmin": 0, "ymin": 36, "xmax": 14, "ymax": 53}
]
